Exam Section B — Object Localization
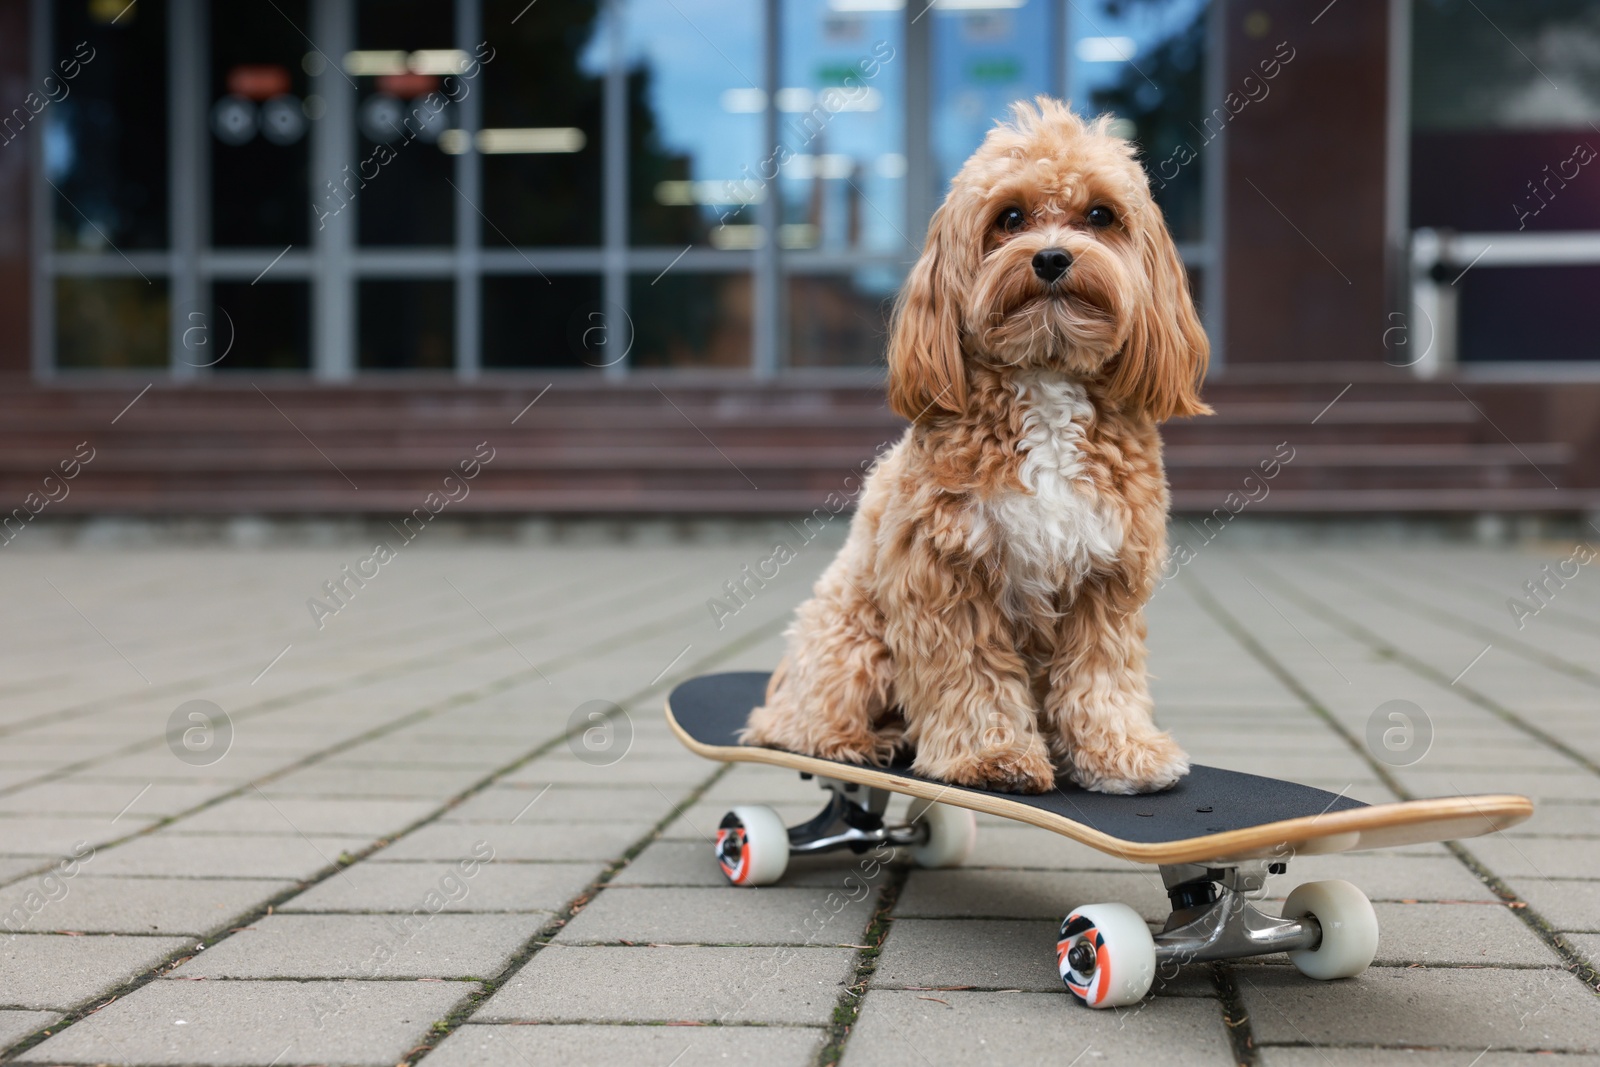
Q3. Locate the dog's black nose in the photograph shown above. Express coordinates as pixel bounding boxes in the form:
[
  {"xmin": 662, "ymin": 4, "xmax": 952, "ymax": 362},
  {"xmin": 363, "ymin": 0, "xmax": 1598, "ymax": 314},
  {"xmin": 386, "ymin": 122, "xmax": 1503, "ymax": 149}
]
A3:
[{"xmin": 1032, "ymin": 248, "xmax": 1072, "ymax": 283}]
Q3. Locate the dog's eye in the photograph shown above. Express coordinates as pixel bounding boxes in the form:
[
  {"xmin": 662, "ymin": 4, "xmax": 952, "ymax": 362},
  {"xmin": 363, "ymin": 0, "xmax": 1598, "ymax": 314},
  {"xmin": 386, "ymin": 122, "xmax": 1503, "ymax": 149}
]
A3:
[
  {"xmin": 1087, "ymin": 205, "xmax": 1116, "ymax": 228},
  {"xmin": 997, "ymin": 207, "xmax": 1026, "ymax": 233}
]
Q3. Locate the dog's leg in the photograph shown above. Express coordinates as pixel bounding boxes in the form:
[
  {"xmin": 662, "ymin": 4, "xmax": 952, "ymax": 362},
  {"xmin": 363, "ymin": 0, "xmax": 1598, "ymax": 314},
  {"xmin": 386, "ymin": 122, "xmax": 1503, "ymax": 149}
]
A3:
[
  {"xmin": 1043, "ymin": 574, "xmax": 1188, "ymax": 794},
  {"xmin": 741, "ymin": 560, "xmax": 899, "ymax": 766},
  {"xmin": 885, "ymin": 566, "xmax": 1055, "ymax": 794}
]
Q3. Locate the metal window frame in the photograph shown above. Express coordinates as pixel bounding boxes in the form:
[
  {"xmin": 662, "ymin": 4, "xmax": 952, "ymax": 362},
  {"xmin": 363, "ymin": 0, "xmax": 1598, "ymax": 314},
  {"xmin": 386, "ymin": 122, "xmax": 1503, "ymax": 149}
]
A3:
[
  {"xmin": 1199, "ymin": 0, "xmax": 1226, "ymax": 369},
  {"xmin": 31, "ymin": 0, "xmax": 1223, "ymax": 381},
  {"xmin": 1384, "ymin": 0, "xmax": 1411, "ymax": 332},
  {"xmin": 28, "ymin": 0, "xmax": 49, "ymax": 379},
  {"xmin": 169, "ymin": 0, "xmax": 204, "ymax": 379}
]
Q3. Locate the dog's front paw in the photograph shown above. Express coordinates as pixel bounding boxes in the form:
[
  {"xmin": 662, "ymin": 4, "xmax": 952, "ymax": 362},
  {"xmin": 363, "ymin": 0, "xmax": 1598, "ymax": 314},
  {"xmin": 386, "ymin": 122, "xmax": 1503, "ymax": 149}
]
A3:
[
  {"xmin": 1070, "ymin": 730, "xmax": 1189, "ymax": 795},
  {"xmin": 742, "ymin": 699, "xmax": 902, "ymax": 766},
  {"xmin": 925, "ymin": 746, "xmax": 1056, "ymax": 795},
  {"xmin": 813, "ymin": 727, "xmax": 901, "ymax": 767}
]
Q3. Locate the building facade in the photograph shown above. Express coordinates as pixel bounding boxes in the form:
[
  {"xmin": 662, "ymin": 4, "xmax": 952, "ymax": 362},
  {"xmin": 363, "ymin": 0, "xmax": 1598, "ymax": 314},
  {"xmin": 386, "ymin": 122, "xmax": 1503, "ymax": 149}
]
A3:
[{"xmin": 0, "ymin": 0, "xmax": 1596, "ymax": 515}]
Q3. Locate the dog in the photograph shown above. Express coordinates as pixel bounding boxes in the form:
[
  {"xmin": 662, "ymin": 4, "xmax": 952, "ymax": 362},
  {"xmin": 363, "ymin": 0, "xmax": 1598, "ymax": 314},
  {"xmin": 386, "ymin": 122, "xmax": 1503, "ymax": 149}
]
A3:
[{"xmin": 741, "ymin": 98, "xmax": 1210, "ymax": 796}]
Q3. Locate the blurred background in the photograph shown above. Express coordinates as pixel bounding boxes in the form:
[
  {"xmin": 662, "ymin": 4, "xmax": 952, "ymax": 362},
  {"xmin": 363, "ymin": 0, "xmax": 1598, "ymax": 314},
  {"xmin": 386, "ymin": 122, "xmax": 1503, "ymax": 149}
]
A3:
[{"xmin": 0, "ymin": 0, "xmax": 1596, "ymax": 527}]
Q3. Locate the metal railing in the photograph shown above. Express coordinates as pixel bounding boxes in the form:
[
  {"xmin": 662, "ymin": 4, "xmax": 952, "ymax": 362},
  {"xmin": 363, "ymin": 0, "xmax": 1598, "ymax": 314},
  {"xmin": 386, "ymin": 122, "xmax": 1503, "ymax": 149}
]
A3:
[{"xmin": 1408, "ymin": 228, "xmax": 1600, "ymax": 377}]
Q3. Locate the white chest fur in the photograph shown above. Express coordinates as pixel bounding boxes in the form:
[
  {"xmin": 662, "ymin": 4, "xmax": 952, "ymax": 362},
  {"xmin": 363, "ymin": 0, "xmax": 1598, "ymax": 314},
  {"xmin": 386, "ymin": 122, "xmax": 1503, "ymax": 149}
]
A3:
[{"xmin": 980, "ymin": 372, "xmax": 1124, "ymax": 610}]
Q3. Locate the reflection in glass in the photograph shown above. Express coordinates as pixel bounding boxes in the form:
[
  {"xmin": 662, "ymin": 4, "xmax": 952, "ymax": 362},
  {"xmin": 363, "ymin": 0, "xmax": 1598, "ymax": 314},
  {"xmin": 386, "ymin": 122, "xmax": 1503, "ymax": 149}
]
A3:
[
  {"xmin": 631, "ymin": 274, "xmax": 751, "ymax": 367},
  {"xmin": 353, "ymin": 0, "xmax": 456, "ymax": 246},
  {"xmin": 1068, "ymin": 0, "xmax": 1209, "ymax": 244},
  {"xmin": 483, "ymin": 275, "xmax": 606, "ymax": 368},
  {"xmin": 209, "ymin": 282, "xmax": 311, "ymax": 370},
  {"xmin": 779, "ymin": 3, "xmax": 904, "ymax": 254},
  {"xmin": 787, "ymin": 269, "xmax": 899, "ymax": 368},
  {"xmin": 626, "ymin": 0, "xmax": 764, "ymax": 247},
  {"xmin": 1459, "ymin": 266, "xmax": 1600, "ymax": 362},
  {"xmin": 931, "ymin": 1, "xmax": 1053, "ymax": 191},
  {"xmin": 56, "ymin": 278, "xmax": 169, "ymax": 369},
  {"xmin": 47, "ymin": 0, "xmax": 168, "ymax": 251},
  {"xmin": 210, "ymin": 0, "xmax": 311, "ymax": 247},
  {"xmin": 1412, "ymin": 1, "xmax": 1600, "ymax": 233},
  {"xmin": 481, "ymin": 0, "xmax": 604, "ymax": 247},
  {"xmin": 358, "ymin": 280, "xmax": 454, "ymax": 369}
]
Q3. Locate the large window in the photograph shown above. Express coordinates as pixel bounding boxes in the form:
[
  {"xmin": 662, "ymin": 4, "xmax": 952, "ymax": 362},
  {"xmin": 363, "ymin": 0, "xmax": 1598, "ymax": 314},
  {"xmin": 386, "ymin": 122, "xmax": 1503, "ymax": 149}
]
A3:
[
  {"xmin": 1411, "ymin": 0, "xmax": 1600, "ymax": 364},
  {"xmin": 32, "ymin": 0, "xmax": 1215, "ymax": 377}
]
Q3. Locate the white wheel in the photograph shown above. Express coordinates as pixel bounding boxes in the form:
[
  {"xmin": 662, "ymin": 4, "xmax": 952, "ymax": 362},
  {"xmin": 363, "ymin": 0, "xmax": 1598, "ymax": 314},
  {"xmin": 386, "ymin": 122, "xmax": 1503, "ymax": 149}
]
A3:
[
  {"xmin": 1282, "ymin": 879, "xmax": 1379, "ymax": 980},
  {"xmin": 1057, "ymin": 903, "xmax": 1157, "ymax": 1008},
  {"xmin": 906, "ymin": 799, "xmax": 977, "ymax": 868},
  {"xmin": 715, "ymin": 806, "xmax": 789, "ymax": 886}
]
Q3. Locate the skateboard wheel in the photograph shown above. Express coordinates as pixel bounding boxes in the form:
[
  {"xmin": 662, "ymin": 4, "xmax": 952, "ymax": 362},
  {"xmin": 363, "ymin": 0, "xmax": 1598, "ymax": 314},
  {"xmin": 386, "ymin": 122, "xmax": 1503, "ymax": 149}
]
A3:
[
  {"xmin": 1057, "ymin": 903, "xmax": 1156, "ymax": 1008},
  {"xmin": 1281, "ymin": 879, "xmax": 1379, "ymax": 980},
  {"xmin": 906, "ymin": 799, "xmax": 977, "ymax": 868},
  {"xmin": 715, "ymin": 806, "xmax": 789, "ymax": 887}
]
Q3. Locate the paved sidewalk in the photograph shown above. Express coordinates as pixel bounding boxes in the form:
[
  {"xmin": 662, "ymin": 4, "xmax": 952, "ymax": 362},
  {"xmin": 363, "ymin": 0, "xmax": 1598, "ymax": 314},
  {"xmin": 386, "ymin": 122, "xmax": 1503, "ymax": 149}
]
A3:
[{"xmin": 0, "ymin": 537, "xmax": 1595, "ymax": 1065}]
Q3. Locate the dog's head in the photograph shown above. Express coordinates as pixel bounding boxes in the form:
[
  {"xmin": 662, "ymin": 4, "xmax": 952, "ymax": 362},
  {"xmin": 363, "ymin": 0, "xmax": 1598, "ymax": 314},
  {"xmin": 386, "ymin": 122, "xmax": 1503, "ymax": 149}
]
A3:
[{"xmin": 888, "ymin": 96, "xmax": 1211, "ymax": 423}]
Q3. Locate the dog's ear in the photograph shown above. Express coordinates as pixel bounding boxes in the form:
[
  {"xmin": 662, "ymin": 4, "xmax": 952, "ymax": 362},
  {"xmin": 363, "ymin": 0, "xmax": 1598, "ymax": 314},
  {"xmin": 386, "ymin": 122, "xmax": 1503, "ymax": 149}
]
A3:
[
  {"xmin": 1103, "ymin": 207, "xmax": 1212, "ymax": 421},
  {"xmin": 888, "ymin": 205, "xmax": 967, "ymax": 421}
]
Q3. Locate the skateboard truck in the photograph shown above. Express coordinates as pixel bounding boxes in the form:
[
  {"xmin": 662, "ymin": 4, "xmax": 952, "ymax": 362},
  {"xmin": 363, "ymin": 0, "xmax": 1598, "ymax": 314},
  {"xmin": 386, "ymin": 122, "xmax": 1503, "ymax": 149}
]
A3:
[
  {"xmin": 1059, "ymin": 860, "xmax": 1380, "ymax": 1008},
  {"xmin": 1151, "ymin": 861, "xmax": 1318, "ymax": 965},
  {"xmin": 715, "ymin": 775, "xmax": 979, "ymax": 886},
  {"xmin": 784, "ymin": 779, "xmax": 927, "ymax": 856}
]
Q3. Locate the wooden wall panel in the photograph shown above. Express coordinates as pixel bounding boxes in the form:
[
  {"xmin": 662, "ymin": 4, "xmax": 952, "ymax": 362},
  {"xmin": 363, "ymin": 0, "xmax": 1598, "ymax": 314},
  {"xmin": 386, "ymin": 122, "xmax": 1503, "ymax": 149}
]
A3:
[{"xmin": 1221, "ymin": 0, "xmax": 1391, "ymax": 365}]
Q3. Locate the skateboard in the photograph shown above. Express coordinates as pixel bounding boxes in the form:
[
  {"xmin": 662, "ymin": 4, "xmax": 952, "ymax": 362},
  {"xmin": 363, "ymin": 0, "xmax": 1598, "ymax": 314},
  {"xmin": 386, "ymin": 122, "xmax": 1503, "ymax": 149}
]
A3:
[{"xmin": 666, "ymin": 671, "xmax": 1534, "ymax": 1008}]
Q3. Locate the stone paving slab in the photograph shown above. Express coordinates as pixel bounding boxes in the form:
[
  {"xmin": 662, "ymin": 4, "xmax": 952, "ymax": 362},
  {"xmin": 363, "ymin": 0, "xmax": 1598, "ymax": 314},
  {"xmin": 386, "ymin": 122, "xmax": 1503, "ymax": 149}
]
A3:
[
  {"xmin": 438, "ymin": 784, "xmax": 670, "ymax": 824},
  {"xmin": 321, "ymin": 748, "xmax": 507, "ymax": 769},
  {"xmin": 0, "ymin": 876, "xmax": 291, "ymax": 935},
  {"xmin": 1367, "ymin": 902, "xmax": 1557, "ymax": 966},
  {"xmin": 1398, "ymin": 769, "xmax": 1600, "ymax": 803},
  {"xmin": 370, "ymin": 819, "xmax": 656, "ymax": 863},
  {"xmin": 1264, "ymin": 851, "xmax": 1497, "ymax": 902},
  {"xmin": 1465, "ymin": 836, "xmax": 1600, "ymax": 879},
  {"xmin": 476, "ymin": 945, "xmax": 857, "ymax": 1024},
  {"xmin": 1235, "ymin": 965, "xmax": 1599, "ymax": 1051},
  {"xmin": 0, "ymin": 1010, "xmax": 61, "ymax": 1050},
  {"xmin": 554, "ymin": 885, "xmax": 881, "ymax": 945},
  {"xmin": 278, "ymin": 858, "xmax": 600, "ymax": 914},
  {"xmin": 1567, "ymin": 932, "xmax": 1600, "ymax": 961},
  {"xmin": 842, "ymin": 989, "xmax": 1233, "ymax": 1066},
  {"xmin": 0, "ymin": 857, "xmax": 59, "ymax": 883},
  {"xmin": 1510, "ymin": 799, "xmax": 1600, "ymax": 836},
  {"xmin": 501, "ymin": 759, "xmax": 714, "ymax": 789},
  {"xmin": 87, "ymin": 833, "xmax": 374, "ymax": 879},
  {"xmin": 9, "ymin": 978, "xmax": 471, "ymax": 1066},
  {"xmin": 1508, "ymin": 878, "xmax": 1600, "ymax": 931},
  {"xmin": 426, "ymin": 1022, "xmax": 827, "ymax": 1067},
  {"xmin": 1260, "ymin": 1052, "xmax": 1600, "ymax": 1067},
  {"xmin": 259, "ymin": 765, "xmax": 491, "ymax": 799},
  {"xmin": 0, "ymin": 782, "xmax": 223, "ymax": 818},
  {"xmin": 895, "ymin": 868, "xmax": 1171, "ymax": 922},
  {"xmin": 0, "ymin": 933, "xmax": 193, "ymax": 1011},
  {"xmin": 172, "ymin": 796, "xmax": 440, "ymax": 836},
  {"xmin": 0, "ymin": 815, "xmax": 160, "ymax": 856},
  {"xmin": 173, "ymin": 913, "xmax": 540, "ymax": 979}
]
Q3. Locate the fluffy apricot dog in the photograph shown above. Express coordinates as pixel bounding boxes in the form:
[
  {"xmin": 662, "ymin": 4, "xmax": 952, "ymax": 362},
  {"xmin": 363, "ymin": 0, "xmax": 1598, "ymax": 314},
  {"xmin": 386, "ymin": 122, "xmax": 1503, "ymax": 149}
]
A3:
[{"xmin": 743, "ymin": 98, "xmax": 1210, "ymax": 795}]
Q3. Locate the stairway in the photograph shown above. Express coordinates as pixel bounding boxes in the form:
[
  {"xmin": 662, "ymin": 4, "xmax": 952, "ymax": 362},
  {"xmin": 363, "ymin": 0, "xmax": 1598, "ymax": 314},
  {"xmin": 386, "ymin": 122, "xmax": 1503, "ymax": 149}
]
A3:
[{"xmin": 0, "ymin": 366, "xmax": 1593, "ymax": 516}]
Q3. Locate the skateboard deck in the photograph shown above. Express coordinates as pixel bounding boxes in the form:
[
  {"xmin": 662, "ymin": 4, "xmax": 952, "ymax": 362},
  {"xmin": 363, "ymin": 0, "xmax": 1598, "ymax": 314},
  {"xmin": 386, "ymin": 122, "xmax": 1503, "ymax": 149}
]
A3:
[{"xmin": 666, "ymin": 671, "xmax": 1533, "ymax": 865}]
